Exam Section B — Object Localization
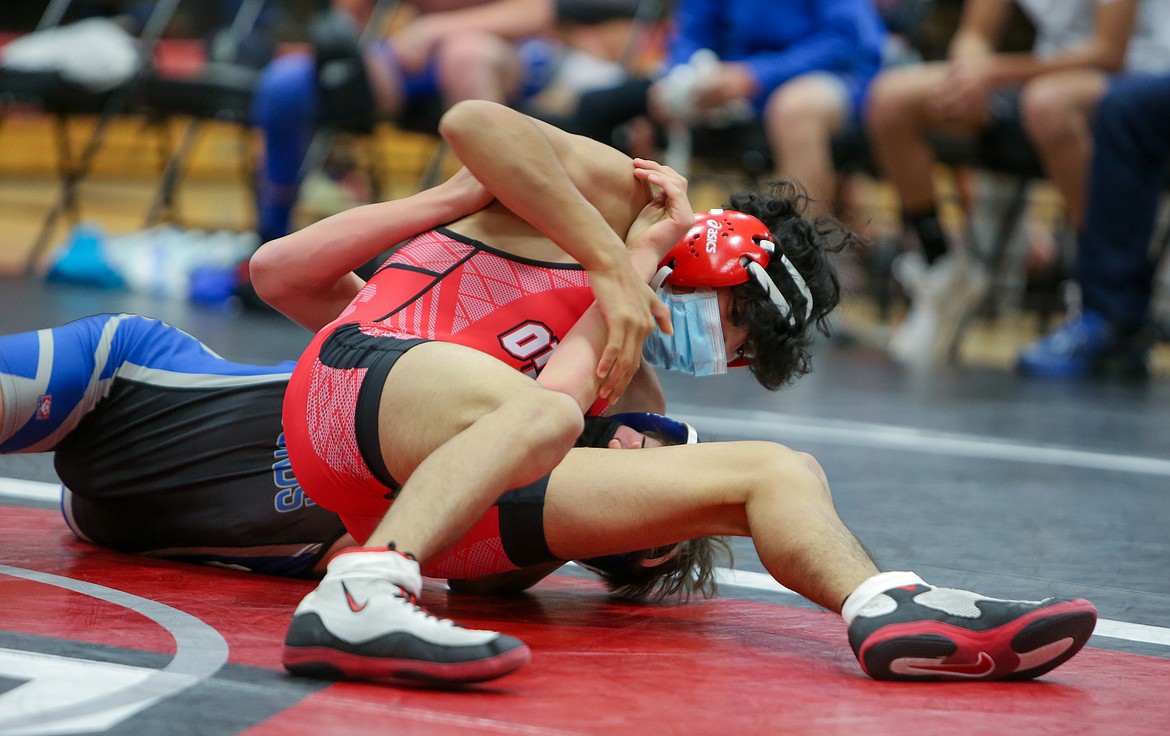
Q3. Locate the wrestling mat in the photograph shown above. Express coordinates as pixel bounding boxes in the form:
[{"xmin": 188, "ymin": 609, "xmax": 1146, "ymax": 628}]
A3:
[{"xmin": 2, "ymin": 502, "xmax": 1168, "ymax": 736}]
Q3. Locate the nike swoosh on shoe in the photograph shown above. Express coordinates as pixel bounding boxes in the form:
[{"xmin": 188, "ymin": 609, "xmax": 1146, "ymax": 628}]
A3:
[
  {"xmin": 890, "ymin": 651, "xmax": 995, "ymax": 679},
  {"xmin": 341, "ymin": 581, "xmax": 369, "ymax": 613}
]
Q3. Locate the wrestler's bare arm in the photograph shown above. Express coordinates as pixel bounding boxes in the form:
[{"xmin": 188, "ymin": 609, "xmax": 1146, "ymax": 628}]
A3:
[
  {"xmin": 249, "ymin": 167, "xmax": 492, "ymax": 332},
  {"xmin": 252, "ymin": 98, "xmax": 653, "ymax": 341},
  {"xmin": 532, "ymin": 158, "xmax": 692, "ymax": 410},
  {"xmin": 440, "ymin": 99, "xmax": 647, "ymax": 264},
  {"xmin": 440, "ymin": 99, "xmax": 672, "ymax": 401},
  {"xmin": 606, "ymin": 363, "xmax": 666, "ymax": 415}
]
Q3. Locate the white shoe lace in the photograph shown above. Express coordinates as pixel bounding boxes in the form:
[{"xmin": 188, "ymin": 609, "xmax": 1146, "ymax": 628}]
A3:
[{"xmin": 392, "ymin": 587, "xmax": 464, "ymax": 629}]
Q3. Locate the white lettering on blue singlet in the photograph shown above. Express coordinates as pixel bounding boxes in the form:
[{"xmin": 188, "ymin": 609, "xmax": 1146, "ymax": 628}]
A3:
[{"xmin": 272, "ymin": 432, "xmax": 314, "ymax": 512}]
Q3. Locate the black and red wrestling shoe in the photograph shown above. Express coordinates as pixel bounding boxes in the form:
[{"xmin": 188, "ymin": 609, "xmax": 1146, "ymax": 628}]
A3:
[{"xmin": 848, "ymin": 584, "xmax": 1097, "ymax": 681}]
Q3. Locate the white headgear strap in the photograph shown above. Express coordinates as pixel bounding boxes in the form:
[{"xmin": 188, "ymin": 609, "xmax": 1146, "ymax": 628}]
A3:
[
  {"xmin": 743, "ymin": 252, "xmax": 813, "ymax": 323},
  {"xmin": 649, "ymin": 265, "xmax": 673, "ymax": 291}
]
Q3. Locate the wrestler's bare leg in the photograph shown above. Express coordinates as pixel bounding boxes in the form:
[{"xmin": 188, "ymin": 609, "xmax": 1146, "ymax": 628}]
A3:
[
  {"xmin": 542, "ymin": 441, "xmax": 1096, "ymax": 682},
  {"xmin": 284, "ymin": 341, "xmax": 580, "ymax": 684},
  {"xmin": 366, "ymin": 341, "xmax": 584, "ymax": 562},
  {"xmin": 542, "ymin": 441, "xmax": 876, "ymax": 613}
]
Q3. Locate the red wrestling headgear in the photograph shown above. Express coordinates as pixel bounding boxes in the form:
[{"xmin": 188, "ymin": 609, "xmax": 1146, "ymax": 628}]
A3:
[
  {"xmin": 651, "ymin": 209, "xmax": 814, "ymax": 341},
  {"xmin": 659, "ymin": 209, "xmax": 776, "ymax": 286},
  {"xmin": 660, "ymin": 209, "xmax": 774, "ymax": 287}
]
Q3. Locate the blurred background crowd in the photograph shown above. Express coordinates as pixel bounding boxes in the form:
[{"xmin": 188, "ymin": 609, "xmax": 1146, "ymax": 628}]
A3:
[{"xmin": 2, "ymin": 0, "xmax": 1169, "ymax": 379}]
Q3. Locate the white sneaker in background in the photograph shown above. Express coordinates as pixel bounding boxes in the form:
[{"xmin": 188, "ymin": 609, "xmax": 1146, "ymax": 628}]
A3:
[{"xmin": 889, "ymin": 253, "xmax": 990, "ymax": 368}]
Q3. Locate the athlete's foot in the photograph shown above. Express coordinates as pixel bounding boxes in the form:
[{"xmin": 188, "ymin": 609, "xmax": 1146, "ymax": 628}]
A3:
[
  {"xmin": 847, "ymin": 583, "xmax": 1096, "ymax": 682},
  {"xmin": 282, "ymin": 548, "xmax": 530, "ymax": 686}
]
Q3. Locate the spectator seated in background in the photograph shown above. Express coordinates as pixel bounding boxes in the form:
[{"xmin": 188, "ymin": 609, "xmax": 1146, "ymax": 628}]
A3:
[
  {"xmin": 518, "ymin": 0, "xmax": 665, "ymax": 118},
  {"xmin": 250, "ymin": 0, "xmax": 557, "ymax": 249},
  {"xmin": 865, "ymin": 0, "xmax": 1170, "ymax": 369},
  {"xmin": 1018, "ymin": 71, "xmax": 1170, "ymax": 379},
  {"xmin": 538, "ymin": 0, "xmax": 888, "ymax": 220}
]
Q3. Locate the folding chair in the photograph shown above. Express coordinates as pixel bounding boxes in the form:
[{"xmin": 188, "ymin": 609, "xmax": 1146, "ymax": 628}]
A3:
[
  {"xmin": 136, "ymin": 0, "xmax": 272, "ymax": 228},
  {"xmin": 296, "ymin": 0, "xmax": 406, "ymax": 203},
  {"xmin": 0, "ymin": 0, "xmax": 182, "ymax": 275}
]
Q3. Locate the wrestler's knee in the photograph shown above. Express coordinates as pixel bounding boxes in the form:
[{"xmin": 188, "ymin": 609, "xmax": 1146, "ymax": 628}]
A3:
[
  {"xmin": 497, "ymin": 387, "xmax": 584, "ymax": 465},
  {"xmin": 745, "ymin": 442, "xmax": 831, "ymax": 504}
]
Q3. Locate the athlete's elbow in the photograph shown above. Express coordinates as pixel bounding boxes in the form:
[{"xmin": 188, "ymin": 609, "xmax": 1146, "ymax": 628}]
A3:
[
  {"xmin": 248, "ymin": 239, "xmax": 292, "ymax": 309},
  {"xmin": 536, "ymin": 369, "xmax": 599, "ymax": 414},
  {"xmin": 439, "ymin": 100, "xmax": 506, "ymax": 148}
]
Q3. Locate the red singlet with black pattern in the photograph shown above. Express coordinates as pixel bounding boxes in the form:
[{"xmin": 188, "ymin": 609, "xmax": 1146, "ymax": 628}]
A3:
[
  {"xmin": 281, "ymin": 227, "xmax": 594, "ymax": 567},
  {"xmin": 339, "ymin": 227, "xmax": 593, "ymax": 372}
]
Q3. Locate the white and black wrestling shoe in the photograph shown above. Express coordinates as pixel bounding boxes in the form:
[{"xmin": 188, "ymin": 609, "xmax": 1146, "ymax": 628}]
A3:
[
  {"xmin": 845, "ymin": 573, "xmax": 1097, "ymax": 682},
  {"xmin": 282, "ymin": 547, "xmax": 530, "ymax": 685}
]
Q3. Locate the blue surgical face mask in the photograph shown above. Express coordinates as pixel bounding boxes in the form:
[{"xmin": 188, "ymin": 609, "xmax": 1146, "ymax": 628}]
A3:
[{"xmin": 642, "ymin": 286, "xmax": 728, "ymax": 376}]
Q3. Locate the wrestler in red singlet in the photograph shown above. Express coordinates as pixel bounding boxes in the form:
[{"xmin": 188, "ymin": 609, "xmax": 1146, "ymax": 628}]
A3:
[{"xmin": 282, "ymin": 227, "xmax": 595, "ymax": 577}]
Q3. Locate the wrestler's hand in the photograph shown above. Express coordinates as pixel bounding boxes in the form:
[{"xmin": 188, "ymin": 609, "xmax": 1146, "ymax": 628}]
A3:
[
  {"xmin": 588, "ymin": 260, "xmax": 671, "ymax": 403},
  {"xmin": 628, "ymin": 158, "xmax": 693, "ymax": 265},
  {"xmin": 585, "ymin": 158, "xmax": 689, "ymax": 401},
  {"xmin": 440, "ymin": 166, "xmax": 495, "ymax": 216}
]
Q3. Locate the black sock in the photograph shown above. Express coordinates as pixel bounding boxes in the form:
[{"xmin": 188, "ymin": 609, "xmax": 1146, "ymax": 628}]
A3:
[{"xmin": 904, "ymin": 210, "xmax": 948, "ymax": 265}]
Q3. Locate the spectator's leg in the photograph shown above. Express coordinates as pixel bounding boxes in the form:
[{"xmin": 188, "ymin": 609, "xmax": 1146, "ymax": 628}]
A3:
[
  {"xmin": 1019, "ymin": 69, "xmax": 1108, "ymax": 229},
  {"xmin": 865, "ymin": 63, "xmax": 954, "ymax": 263},
  {"xmin": 434, "ymin": 30, "xmax": 526, "ymax": 105},
  {"xmin": 252, "ymin": 54, "xmax": 318, "ymax": 242},
  {"xmin": 762, "ymin": 74, "xmax": 849, "ymax": 217},
  {"xmin": 867, "ymin": 63, "xmax": 994, "ymax": 367},
  {"xmin": 1017, "ymin": 74, "xmax": 1170, "ymax": 378},
  {"xmin": 1078, "ymin": 73, "xmax": 1170, "ymax": 332}
]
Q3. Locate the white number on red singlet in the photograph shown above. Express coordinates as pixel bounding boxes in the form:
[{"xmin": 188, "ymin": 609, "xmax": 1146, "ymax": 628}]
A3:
[{"xmin": 499, "ymin": 321, "xmax": 559, "ymax": 378}]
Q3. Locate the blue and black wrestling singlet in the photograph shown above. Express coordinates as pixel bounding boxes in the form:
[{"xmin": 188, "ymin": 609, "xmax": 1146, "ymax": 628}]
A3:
[{"xmin": 0, "ymin": 314, "xmax": 347, "ymax": 576}]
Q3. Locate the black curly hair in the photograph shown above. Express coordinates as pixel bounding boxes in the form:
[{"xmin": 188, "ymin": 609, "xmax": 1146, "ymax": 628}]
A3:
[{"xmin": 723, "ymin": 180, "xmax": 860, "ymax": 390}]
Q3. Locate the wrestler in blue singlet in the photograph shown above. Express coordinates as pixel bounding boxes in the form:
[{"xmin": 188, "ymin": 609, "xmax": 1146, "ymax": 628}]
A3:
[{"xmin": 0, "ymin": 314, "xmax": 347, "ymax": 576}]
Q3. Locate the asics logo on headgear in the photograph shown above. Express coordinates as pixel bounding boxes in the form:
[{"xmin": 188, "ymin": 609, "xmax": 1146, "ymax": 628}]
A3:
[{"xmin": 705, "ymin": 219, "xmax": 721, "ymax": 254}]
